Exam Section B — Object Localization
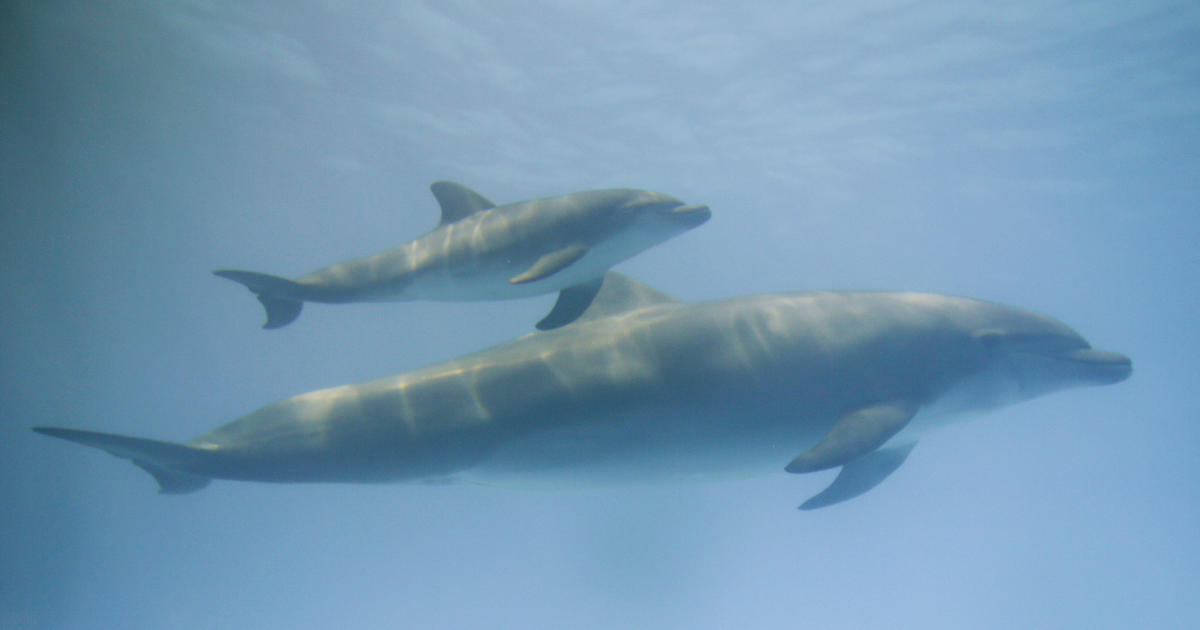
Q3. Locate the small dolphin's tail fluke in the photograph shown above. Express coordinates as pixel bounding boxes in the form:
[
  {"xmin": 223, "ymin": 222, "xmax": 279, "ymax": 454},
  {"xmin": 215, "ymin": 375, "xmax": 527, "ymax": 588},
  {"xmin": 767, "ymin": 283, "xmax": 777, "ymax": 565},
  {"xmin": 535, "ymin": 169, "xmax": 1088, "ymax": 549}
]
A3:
[
  {"xmin": 33, "ymin": 427, "xmax": 213, "ymax": 494},
  {"xmin": 213, "ymin": 269, "xmax": 304, "ymax": 329}
]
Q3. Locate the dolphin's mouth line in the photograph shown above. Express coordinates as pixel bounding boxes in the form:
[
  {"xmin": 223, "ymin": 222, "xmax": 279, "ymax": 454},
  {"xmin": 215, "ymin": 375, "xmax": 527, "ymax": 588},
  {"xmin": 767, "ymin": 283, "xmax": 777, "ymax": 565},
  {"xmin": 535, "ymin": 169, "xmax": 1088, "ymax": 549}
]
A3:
[
  {"xmin": 1058, "ymin": 348, "xmax": 1133, "ymax": 383},
  {"xmin": 670, "ymin": 203, "xmax": 709, "ymax": 215},
  {"xmin": 665, "ymin": 203, "xmax": 712, "ymax": 225}
]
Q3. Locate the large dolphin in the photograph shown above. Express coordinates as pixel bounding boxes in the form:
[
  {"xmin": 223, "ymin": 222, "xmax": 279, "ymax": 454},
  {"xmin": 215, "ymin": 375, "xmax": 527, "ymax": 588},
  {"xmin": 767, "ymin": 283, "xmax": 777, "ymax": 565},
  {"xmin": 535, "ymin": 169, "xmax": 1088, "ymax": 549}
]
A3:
[
  {"xmin": 34, "ymin": 274, "xmax": 1130, "ymax": 509},
  {"xmin": 214, "ymin": 182, "xmax": 710, "ymax": 330}
]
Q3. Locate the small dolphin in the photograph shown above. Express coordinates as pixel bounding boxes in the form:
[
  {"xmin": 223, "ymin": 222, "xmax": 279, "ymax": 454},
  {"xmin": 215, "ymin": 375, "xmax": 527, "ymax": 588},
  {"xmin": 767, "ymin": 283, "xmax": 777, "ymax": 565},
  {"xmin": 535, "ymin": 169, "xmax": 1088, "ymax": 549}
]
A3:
[
  {"xmin": 34, "ymin": 274, "xmax": 1130, "ymax": 509},
  {"xmin": 214, "ymin": 182, "xmax": 710, "ymax": 330}
]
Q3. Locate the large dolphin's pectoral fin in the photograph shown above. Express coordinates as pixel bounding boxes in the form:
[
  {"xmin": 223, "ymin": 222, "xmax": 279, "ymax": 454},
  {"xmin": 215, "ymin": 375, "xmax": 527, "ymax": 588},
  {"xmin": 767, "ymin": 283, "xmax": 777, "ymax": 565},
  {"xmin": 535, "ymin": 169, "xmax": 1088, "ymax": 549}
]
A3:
[
  {"xmin": 799, "ymin": 442, "xmax": 916, "ymax": 510},
  {"xmin": 510, "ymin": 244, "xmax": 590, "ymax": 285},
  {"xmin": 536, "ymin": 277, "xmax": 604, "ymax": 330},
  {"xmin": 785, "ymin": 400, "xmax": 917, "ymax": 473},
  {"xmin": 430, "ymin": 181, "xmax": 496, "ymax": 226}
]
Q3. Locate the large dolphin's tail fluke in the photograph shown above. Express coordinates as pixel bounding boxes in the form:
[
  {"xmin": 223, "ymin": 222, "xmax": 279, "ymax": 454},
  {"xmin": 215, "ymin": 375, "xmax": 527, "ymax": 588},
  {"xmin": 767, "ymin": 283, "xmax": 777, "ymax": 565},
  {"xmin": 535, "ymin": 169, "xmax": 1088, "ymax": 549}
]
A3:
[
  {"xmin": 33, "ymin": 427, "xmax": 213, "ymax": 494},
  {"xmin": 213, "ymin": 269, "xmax": 304, "ymax": 329}
]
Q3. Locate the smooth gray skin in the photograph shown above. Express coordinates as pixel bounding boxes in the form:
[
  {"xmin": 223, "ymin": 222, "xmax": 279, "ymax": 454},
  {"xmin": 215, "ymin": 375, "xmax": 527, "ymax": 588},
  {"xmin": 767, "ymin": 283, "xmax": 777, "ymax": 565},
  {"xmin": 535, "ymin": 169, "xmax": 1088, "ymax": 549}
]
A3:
[
  {"xmin": 34, "ymin": 274, "xmax": 1131, "ymax": 508},
  {"xmin": 213, "ymin": 182, "xmax": 711, "ymax": 330}
]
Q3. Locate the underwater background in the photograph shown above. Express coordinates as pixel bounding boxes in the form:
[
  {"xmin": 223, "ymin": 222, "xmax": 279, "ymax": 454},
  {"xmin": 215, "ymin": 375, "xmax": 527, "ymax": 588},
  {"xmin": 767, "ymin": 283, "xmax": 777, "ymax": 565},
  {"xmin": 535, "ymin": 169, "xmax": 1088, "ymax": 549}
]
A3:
[{"xmin": 2, "ymin": 1, "xmax": 1197, "ymax": 628}]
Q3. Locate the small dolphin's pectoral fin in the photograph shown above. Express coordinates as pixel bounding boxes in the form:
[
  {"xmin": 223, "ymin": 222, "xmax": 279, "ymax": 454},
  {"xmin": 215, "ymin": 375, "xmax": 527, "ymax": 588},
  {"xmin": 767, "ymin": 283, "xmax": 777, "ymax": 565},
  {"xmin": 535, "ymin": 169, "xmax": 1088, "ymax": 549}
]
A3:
[
  {"xmin": 536, "ymin": 277, "xmax": 604, "ymax": 330},
  {"xmin": 509, "ymin": 244, "xmax": 590, "ymax": 285},
  {"xmin": 572, "ymin": 272, "xmax": 681, "ymax": 323},
  {"xmin": 785, "ymin": 400, "xmax": 917, "ymax": 473},
  {"xmin": 799, "ymin": 443, "xmax": 916, "ymax": 510},
  {"xmin": 430, "ymin": 181, "xmax": 496, "ymax": 226}
]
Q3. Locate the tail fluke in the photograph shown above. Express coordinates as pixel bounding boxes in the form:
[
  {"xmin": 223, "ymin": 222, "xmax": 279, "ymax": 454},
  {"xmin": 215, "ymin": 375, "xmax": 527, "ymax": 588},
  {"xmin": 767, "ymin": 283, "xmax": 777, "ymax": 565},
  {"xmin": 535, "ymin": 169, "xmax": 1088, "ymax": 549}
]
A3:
[
  {"xmin": 33, "ymin": 427, "xmax": 213, "ymax": 494},
  {"xmin": 213, "ymin": 269, "xmax": 304, "ymax": 329}
]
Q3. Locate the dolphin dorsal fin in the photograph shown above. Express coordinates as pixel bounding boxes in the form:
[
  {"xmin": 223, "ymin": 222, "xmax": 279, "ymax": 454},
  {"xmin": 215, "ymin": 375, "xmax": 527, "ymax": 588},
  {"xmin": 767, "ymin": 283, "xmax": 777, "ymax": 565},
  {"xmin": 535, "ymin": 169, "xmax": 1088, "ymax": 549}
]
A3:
[
  {"xmin": 430, "ymin": 181, "xmax": 496, "ymax": 226},
  {"xmin": 573, "ymin": 272, "xmax": 681, "ymax": 324}
]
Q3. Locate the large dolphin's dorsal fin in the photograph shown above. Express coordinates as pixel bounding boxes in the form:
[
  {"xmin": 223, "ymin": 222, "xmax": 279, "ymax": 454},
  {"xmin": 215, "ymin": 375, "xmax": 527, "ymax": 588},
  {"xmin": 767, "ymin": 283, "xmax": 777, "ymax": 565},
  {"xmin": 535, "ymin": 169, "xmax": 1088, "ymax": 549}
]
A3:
[
  {"xmin": 430, "ymin": 181, "xmax": 496, "ymax": 226},
  {"xmin": 571, "ymin": 272, "xmax": 681, "ymax": 324}
]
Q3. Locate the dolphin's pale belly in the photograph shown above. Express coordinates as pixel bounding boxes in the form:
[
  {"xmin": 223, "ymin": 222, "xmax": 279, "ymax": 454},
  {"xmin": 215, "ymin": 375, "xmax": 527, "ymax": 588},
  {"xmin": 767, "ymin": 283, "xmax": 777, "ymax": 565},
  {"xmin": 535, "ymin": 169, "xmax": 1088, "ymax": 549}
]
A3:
[
  {"xmin": 461, "ymin": 343, "xmax": 1030, "ymax": 488},
  {"xmin": 399, "ymin": 265, "xmax": 585, "ymax": 301},
  {"xmin": 386, "ymin": 223, "xmax": 672, "ymax": 302},
  {"xmin": 465, "ymin": 399, "xmax": 1004, "ymax": 491},
  {"xmin": 335, "ymin": 264, "xmax": 545, "ymax": 302},
  {"xmin": 401, "ymin": 246, "xmax": 644, "ymax": 302},
  {"xmin": 460, "ymin": 400, "xmax": 825, "ymax": 489},
  {"xmin": 886, "ymin": 363, "xmax": 1027, "ymax": 445}
]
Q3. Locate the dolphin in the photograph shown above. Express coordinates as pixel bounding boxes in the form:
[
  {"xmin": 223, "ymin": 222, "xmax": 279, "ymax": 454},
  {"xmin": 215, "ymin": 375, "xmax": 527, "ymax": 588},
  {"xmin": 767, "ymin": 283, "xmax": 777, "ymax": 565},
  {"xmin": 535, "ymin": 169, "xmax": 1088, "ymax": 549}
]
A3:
[
  {"xmin": 214, "ymin": 182, "xmax": 710, "ymax": 330},
  {"xmin": 33, "ymin": 274, "xmax": 1130, "ymax": 509}
]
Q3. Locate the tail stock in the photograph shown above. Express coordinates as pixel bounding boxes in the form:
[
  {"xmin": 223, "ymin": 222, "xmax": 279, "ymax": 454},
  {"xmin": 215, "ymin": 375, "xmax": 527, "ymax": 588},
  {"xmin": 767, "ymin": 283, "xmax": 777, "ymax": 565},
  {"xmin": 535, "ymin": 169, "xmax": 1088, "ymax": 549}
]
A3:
[
  {"xmin": 33, "ymin": 427, "xmax": 213, "ymax": 494},
  {"xmin": 213, "ymin": 269, "xmax": 304, "ymax": 329}
]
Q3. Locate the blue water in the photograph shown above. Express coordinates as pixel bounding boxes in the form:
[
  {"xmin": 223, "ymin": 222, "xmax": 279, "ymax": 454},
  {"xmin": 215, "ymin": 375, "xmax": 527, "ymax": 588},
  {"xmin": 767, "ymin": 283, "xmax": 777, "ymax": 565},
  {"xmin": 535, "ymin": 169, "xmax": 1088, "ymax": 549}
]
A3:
[{"xmin": 2, "ymin": 2, "xmax": 1197, "ymax": 628}]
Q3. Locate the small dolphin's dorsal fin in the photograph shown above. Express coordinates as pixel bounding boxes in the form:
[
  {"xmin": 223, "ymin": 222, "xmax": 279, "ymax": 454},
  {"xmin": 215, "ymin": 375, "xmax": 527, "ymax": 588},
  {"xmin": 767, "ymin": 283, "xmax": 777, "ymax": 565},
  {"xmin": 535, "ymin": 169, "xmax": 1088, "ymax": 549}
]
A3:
[
  {"xmin": 430, "ymin": 181, "xmax": 496, "ymax": 226},
  {"xmin": 571, "ymin": 272, "xmax": 681, "ymax": 324}
]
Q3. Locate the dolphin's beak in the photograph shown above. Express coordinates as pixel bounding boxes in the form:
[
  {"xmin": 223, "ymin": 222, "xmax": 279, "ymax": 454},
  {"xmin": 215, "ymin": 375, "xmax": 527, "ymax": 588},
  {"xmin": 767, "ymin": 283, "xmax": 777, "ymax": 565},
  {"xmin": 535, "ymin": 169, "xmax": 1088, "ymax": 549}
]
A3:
[
  {"xmin": 1064, "ymin": 348, "xmax": 1133, "ymax": 384},
  {"xmin": 667, "ymin": 203, "xmax": 712, "ymax": 225}
]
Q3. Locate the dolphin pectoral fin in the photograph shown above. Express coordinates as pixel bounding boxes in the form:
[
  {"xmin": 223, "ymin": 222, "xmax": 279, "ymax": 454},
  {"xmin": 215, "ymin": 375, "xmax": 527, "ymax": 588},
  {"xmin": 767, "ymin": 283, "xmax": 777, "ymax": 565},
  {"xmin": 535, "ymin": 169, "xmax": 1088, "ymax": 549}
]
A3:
[
  {"xmin": 213, "ymin": 269, "xmax": 305, "ymax": 329},
  {"xmin": 430, "ymin": 181, "xmax": 496, "ymax": 226},
  {"xmin": 799, "ymin": 443, "xmax": 916, "ymax": 510},
  {"xmin": 572, "ymin": 272, "xmax": 681, "ymax": 323},
  {"xmin": 785, "ymin": 400, "xmax": 917, "ymax": 473},
  {"xmin": 536, "ymin": 277, "xmax": 604, "ymax": 330},
  {"xmin": 509, "ymin": 244, "xmax": 591, "ymax": 285}
]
